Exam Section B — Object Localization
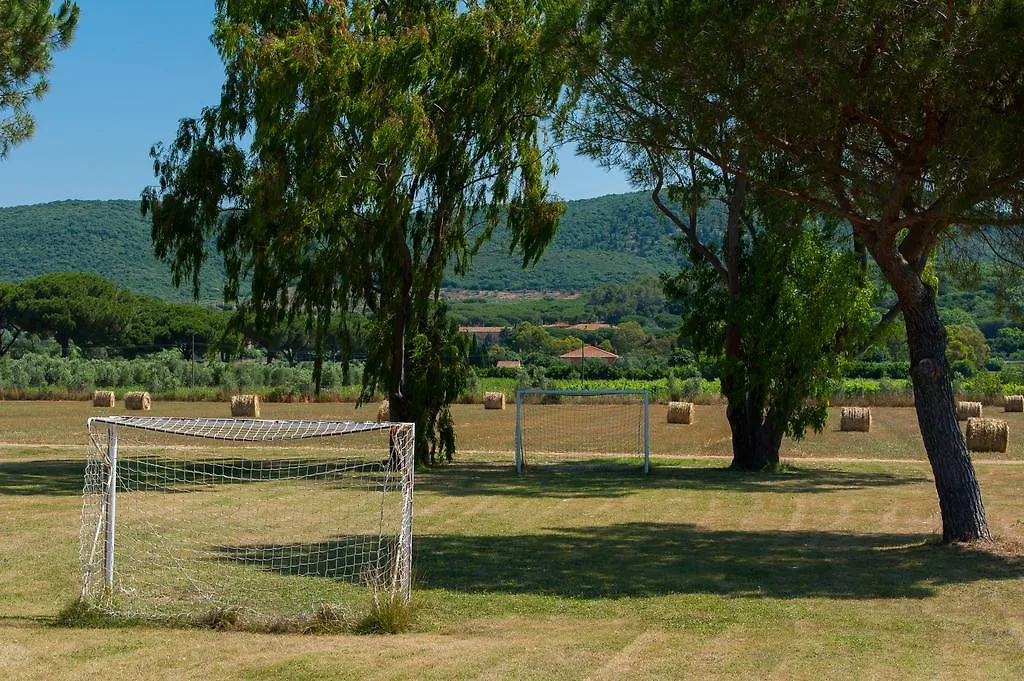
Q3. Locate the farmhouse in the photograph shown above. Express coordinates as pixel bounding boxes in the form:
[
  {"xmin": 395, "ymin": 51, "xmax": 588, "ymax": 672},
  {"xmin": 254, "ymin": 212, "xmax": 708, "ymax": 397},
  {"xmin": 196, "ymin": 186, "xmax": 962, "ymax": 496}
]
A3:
[{"xmin": 560, "ymin": 344, "xmax": 619, "ymax": 366}]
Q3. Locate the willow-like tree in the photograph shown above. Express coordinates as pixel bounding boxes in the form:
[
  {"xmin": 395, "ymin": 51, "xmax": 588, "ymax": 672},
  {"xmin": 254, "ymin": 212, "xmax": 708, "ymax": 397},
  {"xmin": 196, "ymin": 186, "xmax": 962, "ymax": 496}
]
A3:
[
  {"xmin": 569, "ymin": 0, "xmax": 1024, "ymax": 541},
  {"xmin": 142, "ymin": 0, "xmax": 564, "ymax": 464},
  {"xmin": 0, "ymin": 0, "xmax": 78, "ymax": 158}
]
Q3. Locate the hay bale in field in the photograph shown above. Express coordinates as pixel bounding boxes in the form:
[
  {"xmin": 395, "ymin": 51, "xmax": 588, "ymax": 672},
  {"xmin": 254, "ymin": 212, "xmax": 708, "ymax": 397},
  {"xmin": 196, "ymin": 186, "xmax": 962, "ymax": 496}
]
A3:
[
  {"xmin": 840, "ymin": 407, "xmax": 871, "ymax": 432},
  {"xmin": 667, "ymin": 401, "xmax": 694, "ymax": 424},
  {"xmin": 124, "ymin": 391, "xmax": 151, "ymax": 411},
  {"xmin": 376, "ymin": 399, "xmax": 390, "ymax": 423},
  {"xmin": 231, "ymin": 394, "xmax": 260, "ymax": 418},
  {"xmin": 1005, "ymin": 395, "xmax": 1024, "ymax": 413},
  {"xmin": 483, "ymin": 391, "xmax": 506, "ymax": 410},
  {"xmin": 956, "ymin": 401, "xmax": 982, "ymax": 421},
  {"xmin": 92, "ymin": 390, "xmax": 115, "ymax": 408},
  {"xmin": 966, "ymin": 417, "xmax": 1008, "ymax": 453}
]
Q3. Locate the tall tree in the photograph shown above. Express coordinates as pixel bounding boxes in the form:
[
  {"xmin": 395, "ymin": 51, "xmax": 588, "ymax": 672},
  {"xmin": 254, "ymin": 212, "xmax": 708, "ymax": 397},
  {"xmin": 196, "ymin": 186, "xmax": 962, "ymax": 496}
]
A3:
[
  {"xmin": 0, "ymin": 281, "xmax": 21, "ymax": 357},
  {"xmin": 142, "ymin": 0, "xmax": 564, "ymax": 464},
  {"xmin": 5, "ymin": 272, "xmax": 136, "ymax": 356},
  {"xmin": 571, "ymin": 0, "xmax": 1024, "ymax": 541},
  {"xmin": 0, "ymin": 0, "xmax": 78, "ymax": 158},
  {"xmin": 559, "ymin": 4, "xmax": 877, "ymax": 470}
]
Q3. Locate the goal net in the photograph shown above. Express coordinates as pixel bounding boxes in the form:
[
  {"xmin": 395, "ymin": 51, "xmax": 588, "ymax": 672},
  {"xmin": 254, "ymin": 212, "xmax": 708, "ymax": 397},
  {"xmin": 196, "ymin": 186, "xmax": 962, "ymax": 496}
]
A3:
[
  {"xmin": 80, "ymin": 416, "xmax": 414, "ymax": 624},
  {"xmin": 515, "ymin": 389, "xmax": 649, "ymax": 473}
]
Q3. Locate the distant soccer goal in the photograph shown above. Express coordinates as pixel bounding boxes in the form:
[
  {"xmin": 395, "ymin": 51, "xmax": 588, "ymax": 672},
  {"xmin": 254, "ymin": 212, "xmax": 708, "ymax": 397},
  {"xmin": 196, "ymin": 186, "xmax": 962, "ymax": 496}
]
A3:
[
  {"xmin": 80, "ymin": 416, "xmax": 414, "ymax": 624},
  {"xmin": 515, "ymin": 389, "xmax": 650, "ymax": 473}
]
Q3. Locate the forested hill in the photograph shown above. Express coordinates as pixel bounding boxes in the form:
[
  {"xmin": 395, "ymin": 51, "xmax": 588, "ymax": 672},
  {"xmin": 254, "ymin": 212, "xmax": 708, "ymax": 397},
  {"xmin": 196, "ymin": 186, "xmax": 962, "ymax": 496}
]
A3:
[
  {"xmin": 0, "ymin": 200, "xmax": 229, "ymax": 302},
  {"xmin": 0, "ymin": 193, "xmax": 722, "ymax": 299},
  {"xmin": 446, "ymin": 192, "xmax": 725, "ymax": 290}
]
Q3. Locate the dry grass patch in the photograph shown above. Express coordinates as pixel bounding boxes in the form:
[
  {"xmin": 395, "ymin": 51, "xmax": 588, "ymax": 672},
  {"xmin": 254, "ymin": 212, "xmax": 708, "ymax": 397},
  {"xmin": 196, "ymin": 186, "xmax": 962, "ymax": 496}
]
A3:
[{"xmin": 1, "ymin": 401, "xmax": 1023, "ymax": 679}]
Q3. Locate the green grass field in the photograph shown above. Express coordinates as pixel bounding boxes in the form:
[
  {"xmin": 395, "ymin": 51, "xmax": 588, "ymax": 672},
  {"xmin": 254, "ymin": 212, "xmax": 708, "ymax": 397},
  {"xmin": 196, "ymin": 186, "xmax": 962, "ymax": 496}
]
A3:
[{"xmin": 1, "ymin": 400, "xmax": 1022, "ymax": 680}]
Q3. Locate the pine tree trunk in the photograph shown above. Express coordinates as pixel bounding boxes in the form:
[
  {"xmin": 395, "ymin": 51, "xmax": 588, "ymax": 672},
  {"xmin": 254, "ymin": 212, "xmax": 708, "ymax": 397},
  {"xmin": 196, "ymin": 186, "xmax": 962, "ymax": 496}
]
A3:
[{"xmin": 901, "ymin": 283, "xmax": 991, "ymax": 542}]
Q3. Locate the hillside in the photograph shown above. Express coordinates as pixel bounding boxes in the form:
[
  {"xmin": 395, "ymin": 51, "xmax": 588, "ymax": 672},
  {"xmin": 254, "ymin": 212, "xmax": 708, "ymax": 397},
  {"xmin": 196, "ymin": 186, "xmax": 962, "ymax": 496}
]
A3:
[
  {"xmin": 444, "ymin": 192, "xmax": 725, "ymax": 290},
  {"xmin": 0, "ymin": 200, "xmax": 229, "ymax": 302},
  {"xmin": 0, "ymin": 193, "xmax": 719, "ymax": 299}
]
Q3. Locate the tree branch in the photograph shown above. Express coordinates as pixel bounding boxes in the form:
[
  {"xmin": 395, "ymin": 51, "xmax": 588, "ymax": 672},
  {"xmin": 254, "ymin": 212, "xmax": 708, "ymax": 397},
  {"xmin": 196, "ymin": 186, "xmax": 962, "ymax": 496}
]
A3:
[{"xmin": 650, "ymin": 165, "xmax": 729, "ymax": 284}]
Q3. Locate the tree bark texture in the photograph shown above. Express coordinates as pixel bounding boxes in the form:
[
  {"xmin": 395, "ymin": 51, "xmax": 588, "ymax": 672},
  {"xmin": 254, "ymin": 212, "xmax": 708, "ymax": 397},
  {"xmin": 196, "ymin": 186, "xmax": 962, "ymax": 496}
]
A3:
[
  {"xmin": 874, "ymin": 245, "xmax": 991, "ymax": 542},
  {"xmin": 901, "ymin": 284, "xmax": 991, "ymax": 542},
  {"xmin": 723, "ymin": 380, "xmax": 784, "ymax": 470}
]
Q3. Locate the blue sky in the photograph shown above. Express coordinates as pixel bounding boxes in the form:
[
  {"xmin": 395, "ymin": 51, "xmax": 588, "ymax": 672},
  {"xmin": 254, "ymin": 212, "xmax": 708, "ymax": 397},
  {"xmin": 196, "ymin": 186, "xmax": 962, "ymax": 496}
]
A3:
[{"xmin": 0, "ymin": 1, "xmax": 631, "ymax": 207}]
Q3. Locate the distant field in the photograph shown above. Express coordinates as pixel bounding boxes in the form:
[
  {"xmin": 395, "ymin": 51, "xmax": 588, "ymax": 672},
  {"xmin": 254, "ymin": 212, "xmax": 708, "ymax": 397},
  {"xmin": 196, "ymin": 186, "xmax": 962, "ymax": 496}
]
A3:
[
  {"xmin": 3, "ymin": 399, "xmax": 1023, "ymax": 462},
  {"xmin": 0, "ymin": 400, "xmax": 1022, "ymax": 680}
]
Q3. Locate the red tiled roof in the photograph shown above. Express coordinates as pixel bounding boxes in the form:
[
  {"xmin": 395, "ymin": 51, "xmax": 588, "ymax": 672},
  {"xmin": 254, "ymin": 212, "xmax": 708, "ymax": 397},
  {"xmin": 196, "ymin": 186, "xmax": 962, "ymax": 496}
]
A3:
[{"xmin": 559, "ymin": 344, "xmax": 619, "ymax": 359}]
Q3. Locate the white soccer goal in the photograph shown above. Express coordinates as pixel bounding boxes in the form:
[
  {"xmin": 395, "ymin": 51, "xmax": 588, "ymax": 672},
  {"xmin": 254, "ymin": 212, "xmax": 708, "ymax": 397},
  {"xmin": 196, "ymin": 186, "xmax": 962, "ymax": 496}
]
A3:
[
  {"xmin": 80, "ymin": 416, "xmax": 414, "ymax": 623},
  {"xmin": 515, "ymin": 389, "xmax": 650, "ymax": 473}
]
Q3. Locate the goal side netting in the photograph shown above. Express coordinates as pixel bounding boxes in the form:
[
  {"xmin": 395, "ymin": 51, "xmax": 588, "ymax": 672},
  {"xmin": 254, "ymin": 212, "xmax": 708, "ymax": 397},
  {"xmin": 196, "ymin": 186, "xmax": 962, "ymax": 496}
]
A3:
[
  {"xmin": 80, "ymin": 416, "xmax": 414, "ymax": 622},
  {"xmin": 514, "ymin": 389, "xmax": 650, "ymax": 473}
]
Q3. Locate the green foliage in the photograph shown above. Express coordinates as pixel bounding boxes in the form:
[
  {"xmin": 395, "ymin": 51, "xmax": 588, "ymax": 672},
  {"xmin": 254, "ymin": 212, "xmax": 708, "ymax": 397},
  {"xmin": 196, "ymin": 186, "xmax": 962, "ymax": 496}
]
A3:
[
  {"xmin": 516, "ymin": 365, "xmax": 550, "ymax": 391},
  {"xmin": 55, "ymin": 599, "xmax": 144, "ymax": 629},
  {"xmin": 364, "ymin": 304, "xmax": 471, "ymax": 465},
  {"xmin": 666, "ymin": 368, "xmax": 683, "ymax": 401},
  {"xmin": 446, "ymin": 192, "xmax": 697, "ymax": 290},
  {"xmin": 584, "ymin": 275, "xmax": 679, "ymax": 325},
  {"xmin": 610, "ymin": 320, "xmax": 648, "ymax": 354},
  {"xmin": 992, "ymin": 327, "xmax": 1024, "ymax": 359},
  {"xmin": 142, "ymin": 0, "xmax": 567, "ymax": 464},
  {"xmin": 669, "ymin": 224, "xmax": 875, "ymax": 440},
  {"xmin": 0, "ymin": 200, "xmax": 231, "ymax": 302},
  {"xmin": 0, "ymin": 349, "xmax": 358, "ymax": 396},
  {"xmin": 4, "ymin": 272, "xmax": 136, "ymax": 356},
  {"xmin": 946, "ymin": 324, "xmax": 991, "ymax": 371},
  {"xmin": 354, "ymin": 588, "xmax": 416, "ymax": 635},
  {"xmin": 961, "ymin": 370, "xmax": 1006, "ymax": 402},
  {"xmin": 0, "ymin": 1, "xmax": 78, "ymax": 157},
  {"xmin": 0, "ymin": 273, "xmax": 236, "ymax": 359}
]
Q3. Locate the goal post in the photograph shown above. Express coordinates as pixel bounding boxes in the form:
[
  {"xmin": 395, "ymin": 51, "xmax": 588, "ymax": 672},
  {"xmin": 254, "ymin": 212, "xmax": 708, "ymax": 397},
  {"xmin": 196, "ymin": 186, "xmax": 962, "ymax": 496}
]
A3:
[
  {"xmin": 80, "ymin": 416, "xmax": 415, "ymax": 623},
  {"xmin": 515, "ymin": 389, "xmax": 650, "ymax": 474}
]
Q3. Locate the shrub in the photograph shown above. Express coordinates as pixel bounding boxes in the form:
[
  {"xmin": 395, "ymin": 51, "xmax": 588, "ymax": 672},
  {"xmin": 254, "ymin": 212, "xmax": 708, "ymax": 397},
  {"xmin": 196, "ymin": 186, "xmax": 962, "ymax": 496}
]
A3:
[
  {"xmin": 666, "ymin": 369, "xmax": 683, "ymax": 401},
  {"xmin": 681, "ymin": 377, "xmax": 704, "ymax": 399},
  {"xmin": 950, "ymin": 359, "xmax": 976, "ymax": 379}
]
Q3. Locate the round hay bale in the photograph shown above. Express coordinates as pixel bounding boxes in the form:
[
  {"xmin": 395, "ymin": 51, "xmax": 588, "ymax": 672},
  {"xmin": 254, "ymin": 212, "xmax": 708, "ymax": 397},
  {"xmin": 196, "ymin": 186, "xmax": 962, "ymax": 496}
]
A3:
[
  {"xmin": 1005, "ymin": 395, "xmax": 1024, "ymax": 413},
  {"xmin": 376, "ymin": 399, "xmax": 390, "ymax": 423},
  {"xmin": 956, "ymin": 401, "xmax": 982, "ymax": 421},
  {"xmin": 840, "ymin": 407, "xmax": 871, "ymax": 432},
  {"xmin": 483, "ymin": 391, "xmax": 506, "ymax": 410},
  {"xmin": 667, "ymin": 401, "xmax": 693, "ymax": 424},
  {"xmin": 966, "ymin": 417, "xmax": 1008, "ymax": 453},
  {"xmin": 124, "ymin": 391, "xmax": 151, "ymax": 411},
  {"xmin": 231, "ymin": 394, "xmax": 260, "ymax": 418},
  {"xmin": 92, "ymin": 390, "xmax": 115, "ymax": 408}
]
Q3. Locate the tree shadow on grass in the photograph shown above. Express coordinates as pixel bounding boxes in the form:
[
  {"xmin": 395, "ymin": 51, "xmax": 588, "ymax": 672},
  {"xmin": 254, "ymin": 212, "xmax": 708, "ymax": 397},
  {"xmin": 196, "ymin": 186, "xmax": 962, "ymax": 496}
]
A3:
[
  {"xmin": 415, "ymin": 462, "xmax": 929, "ymax": 499},
  {"xmin": 0, "ymin": 459, "xmax": 84, "ymax": 496},
  {"xmin": 0, "ymin": 456, "xmax": 391, "ymax": 497},
  {"xmin": 213, "ymin": 523, "xmax": 1020, "ymax": 601}
]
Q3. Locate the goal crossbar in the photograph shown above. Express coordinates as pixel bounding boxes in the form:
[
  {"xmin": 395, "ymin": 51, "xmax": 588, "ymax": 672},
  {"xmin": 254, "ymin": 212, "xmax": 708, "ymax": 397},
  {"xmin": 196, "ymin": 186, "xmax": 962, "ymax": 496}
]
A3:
[{"xmin": 88, "ymin": 415, "xmax": 399, "ymax": 441}]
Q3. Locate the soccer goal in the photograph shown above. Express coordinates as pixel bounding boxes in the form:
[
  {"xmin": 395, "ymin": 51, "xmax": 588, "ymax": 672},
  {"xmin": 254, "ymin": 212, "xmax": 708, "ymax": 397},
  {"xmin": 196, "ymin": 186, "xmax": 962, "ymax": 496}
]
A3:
[
  {"xmin": 80, "ymin": 416, "xmax": 414, "ymax": 623},
  {"xmin": 514, "ymin": 389, "xmax": 650, "ymax": 473}
]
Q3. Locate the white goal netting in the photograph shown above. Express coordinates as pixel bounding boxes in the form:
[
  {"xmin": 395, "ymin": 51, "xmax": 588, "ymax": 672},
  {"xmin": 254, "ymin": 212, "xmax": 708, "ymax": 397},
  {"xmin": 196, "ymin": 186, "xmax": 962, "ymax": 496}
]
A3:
[
  {"xmin": 515, "ymin": 389, "xmax": 649, "ymax": 473},
  {"xmin": 80, "ymin": 416, "xmax": 414, "ymax": 622}
]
